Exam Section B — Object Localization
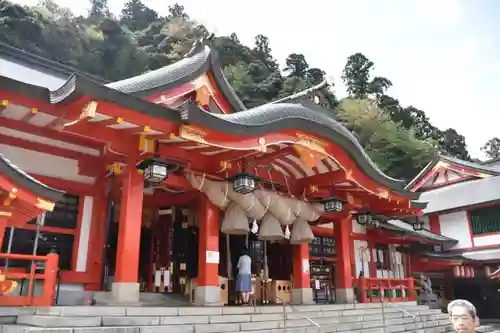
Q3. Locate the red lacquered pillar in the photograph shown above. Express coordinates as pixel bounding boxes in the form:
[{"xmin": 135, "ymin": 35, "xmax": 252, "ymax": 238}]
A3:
[
  {"xmin": 335, "ymin": 217, "xmax": 355, "ymax": 303},
  {"xmin": 194, "ymin": 194, "xmax": 221, "ymax": 305},
  {"xmin": 111, "ymin": 164, "xmax": 144, "ymax": 304},
  {"xmin": 292, "ymin": 243, "xmax": 313, "ymax": 304}
]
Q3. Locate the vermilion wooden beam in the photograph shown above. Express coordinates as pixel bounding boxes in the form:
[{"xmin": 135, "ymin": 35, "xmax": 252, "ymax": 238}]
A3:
[
  {"xmin": 64, "ymin": 121, "xmax": 138, "ymax": 155},
  {"xmin": 162, "ymin": 173, "xmax": 192, "ymax": 190},
  {"xmin": 252, "ymin": 146, "xmax": 297, "ymax": 166},
  {"xmin": 295, "ymin": 170, "xmax": 347, "ymax": 190},
  {"xmin": 0, "ymin": 133, "xmax": 101, "ymax": 165},
  {"xmin": 0, "ymin": 117, "xmax": 104, "ymax": 151}
]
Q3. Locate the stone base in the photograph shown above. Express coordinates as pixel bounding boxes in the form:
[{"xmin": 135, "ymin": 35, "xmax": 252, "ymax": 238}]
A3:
[
  {"xmin": 194, "ymin": 286, "xmax": 220, "ymax": 306},
  {"xmin": 336, "ymin": 288, "xmax": 355, "ymax": 304},
  {"xmin": 111, "ymin": 282, "xmax": 140, "ymax": 304},
  {"xmin": 292, "ymin": 288, "xmax": 314, "ymax": 305}
]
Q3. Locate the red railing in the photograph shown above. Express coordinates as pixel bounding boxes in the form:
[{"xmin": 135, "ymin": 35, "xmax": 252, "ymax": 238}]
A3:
[
  {"xmin": 0, "ymin": 253, "xmax": 58, "ymax": 306},
  {"xmin": 358, "ymin": 277, "xmax": 415, "ymax": 303}
]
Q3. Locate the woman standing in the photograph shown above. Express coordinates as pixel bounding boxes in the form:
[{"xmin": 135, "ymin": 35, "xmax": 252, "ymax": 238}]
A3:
[{"xmin": 236, "ymin": 247, "xmax": 252, "ymax": 305}]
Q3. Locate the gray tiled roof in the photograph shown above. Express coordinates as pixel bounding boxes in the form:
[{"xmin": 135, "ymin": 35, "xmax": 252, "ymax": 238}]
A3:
[
  {"xmin": 378, "ymin": 219, "xmax": 457, "ymax": 244},
  {"xmin": 0, "ymin": 153, "xmax": 64, "ymax": 202}
]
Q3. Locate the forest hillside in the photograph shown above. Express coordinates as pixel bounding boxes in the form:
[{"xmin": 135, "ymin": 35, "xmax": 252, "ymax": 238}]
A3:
[{"xmin": 0, "ymin": 0, "xmax": 487, "ymax": 179}]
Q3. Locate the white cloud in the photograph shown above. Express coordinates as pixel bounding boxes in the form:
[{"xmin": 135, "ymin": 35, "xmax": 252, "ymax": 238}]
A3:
[{"xmin": 12, "ymin": 0, "xmax": 496, "ymax": 158}]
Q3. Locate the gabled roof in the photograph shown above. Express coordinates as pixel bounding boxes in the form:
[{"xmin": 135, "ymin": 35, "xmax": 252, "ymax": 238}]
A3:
[
  {"xmin": 108, "ymin": 38, "xmax": 246, "ymax": 112},
  {"xmin": 405, "ymin": 155, "xmax": 500, "ymax": 192}
]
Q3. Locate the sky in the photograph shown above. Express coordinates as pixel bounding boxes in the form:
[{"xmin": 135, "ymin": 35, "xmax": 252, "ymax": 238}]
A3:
[{"xmin": 13, "ymin": 0, "xmax": 500, "ymax": 159}]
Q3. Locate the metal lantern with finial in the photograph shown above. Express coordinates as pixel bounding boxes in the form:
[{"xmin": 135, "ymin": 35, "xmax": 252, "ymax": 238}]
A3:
[
  {"xmin": 227, "ymin": 162, "xmax": 259, "ymax": 195},
  {"xmin": 355, "ymin": 213, "xmax": 372, "ymax": 226},
  {"xmin": 412, "ymin": 217, "xmax": 424, "ymax": 231},
  {"xmin": 324, "ymin": 198, "xmax": 344, "ymax": 213},
  {"xmin": 137, "ymin": 158, "xmax": 170, "ymax": 183}
]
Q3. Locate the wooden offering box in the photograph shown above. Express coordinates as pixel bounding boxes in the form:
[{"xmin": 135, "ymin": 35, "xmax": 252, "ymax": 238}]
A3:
[
  {"xmin": 189, "ymin": 276, "xmax": 229, "ymax": 305},
  {"xmin": 270, "ymin": 280, "xmax": 292, "ymax": 304},
  {"xmin": 253, "ymin": 277, "xmax": 273, "ymax": 304}
]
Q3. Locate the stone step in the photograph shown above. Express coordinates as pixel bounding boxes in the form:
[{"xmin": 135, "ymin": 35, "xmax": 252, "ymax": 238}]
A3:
[
  {"xmin": 0, "ymin": 322, "xmax": 453, "ymax": 333},
  {"xmin": 11, "ymin": 312, "xmax": 448, "ymax": 332},
  {"xmin": 15, "ymin": 311, "xmax": 445, "ymax": 328},
  {"xmin": 17, "ymin": 307, "xmax": 444, "ymax": 328},
  {"xmin": 31, "ymin": 303, "xmax": 431, "ymax": 317}
]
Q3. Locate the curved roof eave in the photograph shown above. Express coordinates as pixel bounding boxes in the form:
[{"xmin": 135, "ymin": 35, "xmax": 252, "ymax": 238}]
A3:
[
  {"xmin": 0, "ymin": 74, "xmax": 182, "ymax": 124},
  {"xmin": 106, "ymin": 46, "xmax": 212, "ymax": 97},
  {"xmin": 105, "ymin": 42, "xmax": 247, "ymax": 113},
  {"xmin": 181, "ymin": 101, "xmax": 421, "ymax": 200},
  {"xmin": 380, "ymin": 218, "xmax": 457, "ymax": 244},
  {"xmin": 0, "ymin": 153, "xmax": 64, "ymax": 202},
  {"xmin": 208, "ymin": 48, "xmax": 246, "ymax": 112}
]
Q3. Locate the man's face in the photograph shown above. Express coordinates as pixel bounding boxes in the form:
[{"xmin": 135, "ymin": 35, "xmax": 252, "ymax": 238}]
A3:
[{"xmin": 450, "ymin": 306, "xmax": 475, "ymax": 333}]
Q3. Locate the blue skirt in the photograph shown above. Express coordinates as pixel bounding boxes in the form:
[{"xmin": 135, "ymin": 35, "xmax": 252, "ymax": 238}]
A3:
[{"xmin": 236, "ymin": 274, "xmax": 252, "ymax": 292}]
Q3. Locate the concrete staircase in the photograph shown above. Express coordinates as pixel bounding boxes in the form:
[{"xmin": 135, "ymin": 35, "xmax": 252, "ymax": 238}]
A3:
[{"xmin": 0, "ymin": 302, "xmax": 488, "ymax": 333}]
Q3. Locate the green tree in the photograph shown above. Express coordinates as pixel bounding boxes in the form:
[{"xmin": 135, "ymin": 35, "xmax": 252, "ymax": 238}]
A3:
[
  {"xmin": 338, "ymin": 99, "xmax": 436, "ymax": 179},
  {"xmin": 342, "ymin": 53, "xmax": 374, "ymax": 99},
  {"xmin": 89, "ymin": 0, "xmax": 110, "ymax": 18},
  {"xmin": 438, "ymin": 129, "xmax": 470, "ymax": 160},
  {"xmin": 120, "ymin": 0, "xmax": 158, "ymax": 31},
  {"xmin": 0, "ymin": 0, "xmax": 470, "ymax": 178},
  {"xmin": 481, "ymin": 138, "xmax": 500, "ymax": 159}
]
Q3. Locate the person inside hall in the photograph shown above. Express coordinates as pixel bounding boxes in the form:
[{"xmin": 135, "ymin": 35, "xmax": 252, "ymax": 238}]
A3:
[
  {"xmin": 448, "ymin": 299, "xmax": 479, "ymax": 333},
  {"xmin": 236, "ymin": 247, "xmax": 252, "ymax": 305}
]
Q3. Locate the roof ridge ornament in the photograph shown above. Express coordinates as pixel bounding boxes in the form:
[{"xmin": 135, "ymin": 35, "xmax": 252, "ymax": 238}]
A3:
[{"xmin": 184, "ymin": 33, "xmax": 216, "ymax": 58}]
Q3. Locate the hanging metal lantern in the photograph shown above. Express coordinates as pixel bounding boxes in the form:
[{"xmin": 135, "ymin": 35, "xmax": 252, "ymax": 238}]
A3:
[
  {"xmin": 355, "ymin": 213, "xmax": 372, "ymax": 226},
  {"xmin": 324, "ymin": 198, "xmax": 344, "ymax": 213},
  {"xmin": 137, "ymin": 158, "xmax": 170, "ymax": 183},
  {"xmin": 228, "ymin": 172, "xmax": 258, "ymax": 195},
  {"xmin": 412, "ymin": 217, "xmax": 424, "ymax": 231}
]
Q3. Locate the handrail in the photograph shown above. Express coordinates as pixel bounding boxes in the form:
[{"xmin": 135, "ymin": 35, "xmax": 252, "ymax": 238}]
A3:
[
  {"xmin": 384, "ymin": 301, "xmax": 417, "ymax": 319},
  {"xmin": 276, "ymin": 296, "xmax": 321, "ymax": 328}
]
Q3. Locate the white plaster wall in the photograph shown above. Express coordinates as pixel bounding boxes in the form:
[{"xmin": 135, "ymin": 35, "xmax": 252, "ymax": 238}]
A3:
[
  {"xmin": 421, "ymin": 215, "xmax": 430, "ymax": 230},
  {"xmin": 352, "ymin": 220, "xmax": 366, "ymax": 234},
  {"xmin": 353, "ymin": 240, "xmax": 370, "ymax": 277},
  {"xmin": 434, "ymin": 170, "xmax": 446, "ymax": 185},
  {"xmin": 75, "ymin": 196, "xmax": 94, "ymax": 272},
  {"xmin": 447, "ymin": 171, "xmax": 461, "ymax": 181},
  {"xmin": 439, "ymin": 211, "xmax": 472, "ymax": 249},
  {"xmin": 473, "ymin": 233, "xmax": 500, "ymax": 247},
  {"xmin": 375, "ymin": 245, "xmax": 405, "ymax": 279},
  {"xmin": 318, "ymin": 222, "xmax": 333, "ymax": 229},
  {"xmin": 1, "ymin": 144, "xmax": 95, "ymax": 184}
]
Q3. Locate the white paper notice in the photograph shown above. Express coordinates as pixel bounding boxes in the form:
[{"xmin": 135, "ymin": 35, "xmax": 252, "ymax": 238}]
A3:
[
  {"xmin": 163, "ymin": 270, "xmax": 170, "ymax": 287},
  {"xmin": 302, "ymin": 259, "xmax": 310, "ymax": 273},
  {"xmin": 314, "ymin": 279, "xmax": 320, "ymax": 290},
  {"xmin": 206, "ymin": 251, "xmax": 220, "ymax": 264},
  {"xmin": 154, "ymin": 270, "xmax": 162, "ymax": 287}
]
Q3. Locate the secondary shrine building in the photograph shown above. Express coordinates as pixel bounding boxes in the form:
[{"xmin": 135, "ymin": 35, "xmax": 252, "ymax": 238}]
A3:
[
  {"xmin": 404, "ymin": 155, "xmax": 500, "ymax": 318},
  {"xmin": 0, "ymin": 40, "xmax": 455, "ymax": 307}
]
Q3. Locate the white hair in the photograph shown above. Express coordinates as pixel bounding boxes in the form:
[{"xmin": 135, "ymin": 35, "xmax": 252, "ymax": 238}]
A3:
[{"xmin": 448, "ymin": 299, "xmax": 477, "ymax": 319}]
